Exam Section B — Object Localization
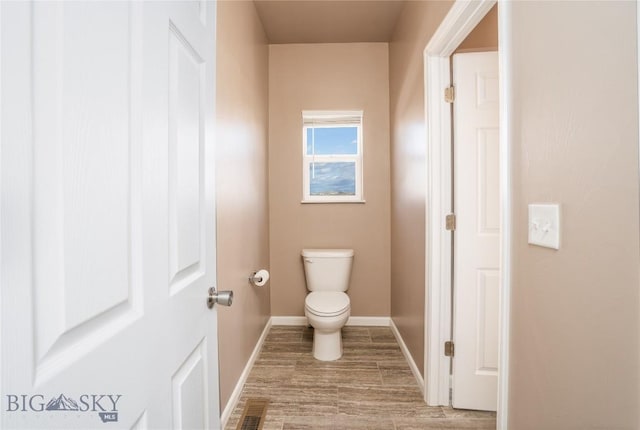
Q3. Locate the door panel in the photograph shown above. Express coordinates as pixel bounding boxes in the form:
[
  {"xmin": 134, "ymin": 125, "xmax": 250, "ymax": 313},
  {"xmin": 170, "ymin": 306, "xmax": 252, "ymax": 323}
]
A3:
[
  {"xmin": 30, "ymin": 1, "xmax": 142, "ymax": 386},
  {"xmin": 476, "ymin": 269, "xmax": 500, "ymax": 373},
  {"xmin": 172, "ymin": 340, "xmax": 208, "ymax": 430},
  {"xmin": 452, "ymin": 51, "xmax": 500, "ymax": 412},
  {"xmin": 1, "ymin": 1, "xmax": 219, "ymax": 428},
  {"xmin": 168, "ymin": 23, "xmax": 206, "ymax": 294},
  {"xmin": 477, "ymin": 128, "xmax": 500, "ymax": 234}
]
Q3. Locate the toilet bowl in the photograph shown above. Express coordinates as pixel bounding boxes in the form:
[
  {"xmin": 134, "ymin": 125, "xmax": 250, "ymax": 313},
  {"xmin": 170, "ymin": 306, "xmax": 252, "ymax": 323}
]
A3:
[
  {"xmin": 305, "ymin": 291, "xmax": 350, "ymax": 361},
  {"xmin": 302, "ymin": 249, "xmax": 354, "ymax": 361}
]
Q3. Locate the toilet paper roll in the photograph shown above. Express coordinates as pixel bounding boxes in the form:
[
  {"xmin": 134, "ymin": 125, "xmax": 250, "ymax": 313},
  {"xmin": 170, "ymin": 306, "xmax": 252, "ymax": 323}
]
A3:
[{"xmin": 252, "ymin": 269, "xmax": 270, "ymax": 287}]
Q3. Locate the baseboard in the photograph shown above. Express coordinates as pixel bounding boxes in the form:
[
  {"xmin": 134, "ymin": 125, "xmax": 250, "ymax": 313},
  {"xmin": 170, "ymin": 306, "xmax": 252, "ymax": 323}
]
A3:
[
  {"xmin": 390, "ymin": 318, "xmax": 425, "ymax": 396},
  {"xmin": 270, "ymin": 316, "xmax": 390, "ymax": 327},
  {"xmin": 346, "ymin": 316, "xmax": 390, "ymax": 326},
  {"xmin": 220, "ymin": 318, "xmax": 272, "ymax": 429},
  {"xmin": 270, "ymin": 316, "xmax": 307, "ymax": 326}
]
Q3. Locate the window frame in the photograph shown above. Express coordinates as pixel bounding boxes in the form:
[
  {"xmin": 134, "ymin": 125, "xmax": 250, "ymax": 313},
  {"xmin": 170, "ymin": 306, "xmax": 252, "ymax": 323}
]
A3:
[{"xmin": 301, "ymin": 111, "xmax": 364, "ymax": 203}]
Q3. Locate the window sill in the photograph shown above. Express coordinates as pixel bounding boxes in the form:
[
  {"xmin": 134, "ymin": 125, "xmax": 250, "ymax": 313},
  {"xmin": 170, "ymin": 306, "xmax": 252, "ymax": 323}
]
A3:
[{"xmin": 301, "ymin": 200, "xmax": 366, "ymax": 204}]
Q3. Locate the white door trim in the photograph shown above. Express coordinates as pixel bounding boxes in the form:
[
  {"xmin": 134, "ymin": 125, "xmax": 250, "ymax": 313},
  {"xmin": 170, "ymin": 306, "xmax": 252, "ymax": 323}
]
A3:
[
  {"xmin": 423, "ymin": 0, "xmax": 510, "ymax": 427},
  {"xmin": 423, "ymin": 50, "xmax": 453, "ymax": 408},
  {"xmin": 496, "ymin": 2, "xmax": 513, "ymax": 428}
]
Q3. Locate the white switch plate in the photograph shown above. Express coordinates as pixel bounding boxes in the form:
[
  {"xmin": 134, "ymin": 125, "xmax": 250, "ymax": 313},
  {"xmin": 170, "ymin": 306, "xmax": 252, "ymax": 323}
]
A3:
[{"xmin": 528, "ymin": 204, "xmax": 560, "ymax": 249}]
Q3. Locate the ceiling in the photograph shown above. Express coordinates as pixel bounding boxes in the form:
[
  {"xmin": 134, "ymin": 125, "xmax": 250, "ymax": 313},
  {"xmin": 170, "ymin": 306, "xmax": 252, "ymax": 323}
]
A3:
[{"xmin": 253, "ymin": 1, "xmax": 406, "ymax": 44}]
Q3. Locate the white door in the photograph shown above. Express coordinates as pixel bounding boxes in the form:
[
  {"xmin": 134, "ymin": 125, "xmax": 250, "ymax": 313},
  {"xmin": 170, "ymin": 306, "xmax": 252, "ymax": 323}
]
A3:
[
  {"xmin": 1, "ymin": 1, "xmax": 220, "ymax": 429},
  {"xmin": 452, "ymin": 51, "xmax": 500, "ymax": 412}
]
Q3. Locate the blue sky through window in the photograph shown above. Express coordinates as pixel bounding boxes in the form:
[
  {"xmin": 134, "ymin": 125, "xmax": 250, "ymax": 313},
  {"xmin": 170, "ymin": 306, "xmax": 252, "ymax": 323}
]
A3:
[
  {"xmin": 309, "ymin": 162, "xmax": 356, "ymax": 196},
  {"xmin": 306, "ymin": 126, "xmax": 358, "ymax": 155}
]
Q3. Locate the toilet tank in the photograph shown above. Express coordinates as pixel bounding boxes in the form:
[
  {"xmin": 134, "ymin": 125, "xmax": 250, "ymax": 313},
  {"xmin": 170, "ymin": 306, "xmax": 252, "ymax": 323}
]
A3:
[{"xmin": 302, "ymin": 249, "xmax": 354, "ymax": 292}]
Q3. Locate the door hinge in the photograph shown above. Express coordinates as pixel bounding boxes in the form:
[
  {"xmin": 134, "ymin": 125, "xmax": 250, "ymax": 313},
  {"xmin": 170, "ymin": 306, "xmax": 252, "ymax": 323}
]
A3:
[
  {"xmin": 444, "ymin": 86, "xmax": 455, "ymax": 103},
  {"xmin": 445, "ymin": 213, "xmax": 456, "ymax": 231},
  {"xmin": 444, "ymin": 341, "xmax": 455, "ymax": 357}
]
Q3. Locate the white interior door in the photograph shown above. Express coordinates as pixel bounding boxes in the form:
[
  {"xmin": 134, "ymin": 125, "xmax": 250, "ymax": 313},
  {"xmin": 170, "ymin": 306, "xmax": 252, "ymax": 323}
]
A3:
[
  {"xmin": 452, "ymin": 51, "xmax": 500, "ymax": 412},
  {"xmin": 1, "ymin": 1, "xmax": 220, "ymax": 428}
]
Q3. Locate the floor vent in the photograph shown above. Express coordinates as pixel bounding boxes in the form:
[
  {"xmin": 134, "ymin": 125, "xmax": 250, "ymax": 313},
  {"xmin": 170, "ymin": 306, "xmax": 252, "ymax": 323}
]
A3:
[{"xmin": 236, "ymin": 398, "xmax": 269, "ymax": 430}]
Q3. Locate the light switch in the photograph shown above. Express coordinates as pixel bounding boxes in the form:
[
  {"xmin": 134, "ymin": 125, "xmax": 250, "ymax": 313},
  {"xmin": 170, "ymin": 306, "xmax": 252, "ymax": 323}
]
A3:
[{"xmin": 528, "ymin": 204, "xmax": 560, "ymax": 249}]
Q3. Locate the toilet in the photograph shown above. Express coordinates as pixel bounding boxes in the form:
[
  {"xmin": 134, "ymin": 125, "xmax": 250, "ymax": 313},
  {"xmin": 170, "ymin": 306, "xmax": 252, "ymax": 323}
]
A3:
[{"xmin": 302, "ymin": 248, "xmax": 353, "ymax": 361}]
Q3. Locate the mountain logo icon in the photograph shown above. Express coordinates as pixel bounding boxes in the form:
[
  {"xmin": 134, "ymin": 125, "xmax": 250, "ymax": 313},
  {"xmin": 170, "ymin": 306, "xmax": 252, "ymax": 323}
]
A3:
[{"xmin": 45, "ymin": 394, "xmax": 79, "ymax": 411}]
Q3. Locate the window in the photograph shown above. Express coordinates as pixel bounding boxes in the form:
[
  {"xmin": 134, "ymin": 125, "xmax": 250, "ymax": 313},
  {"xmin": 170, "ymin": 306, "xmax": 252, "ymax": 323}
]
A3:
[{"xmin": 302, "ymin": 111, "xmax": 363, "ymax": 203}]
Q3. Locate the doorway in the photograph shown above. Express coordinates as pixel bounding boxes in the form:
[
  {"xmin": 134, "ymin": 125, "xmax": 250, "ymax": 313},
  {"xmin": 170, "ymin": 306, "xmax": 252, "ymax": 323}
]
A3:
[{"xmin": 423, "ymin": 0, "xmax": 509, "ymax": 427}]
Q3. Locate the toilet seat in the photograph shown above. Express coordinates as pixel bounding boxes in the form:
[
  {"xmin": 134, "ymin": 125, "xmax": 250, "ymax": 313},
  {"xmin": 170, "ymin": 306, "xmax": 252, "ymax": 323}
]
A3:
[{"xmin": 305, "ymin": 292, "xmax": 350, "ymax": 317}]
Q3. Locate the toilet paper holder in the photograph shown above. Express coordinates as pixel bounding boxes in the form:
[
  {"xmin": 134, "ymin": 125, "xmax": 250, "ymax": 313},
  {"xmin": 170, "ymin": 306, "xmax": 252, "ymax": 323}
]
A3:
[
  {"xmin": 249, "ymin": 272, "xmax": 264, "ymax": 284},
  {"xmin": 249, "ymin": 269, "xmax": 269, "ymax": 287}
]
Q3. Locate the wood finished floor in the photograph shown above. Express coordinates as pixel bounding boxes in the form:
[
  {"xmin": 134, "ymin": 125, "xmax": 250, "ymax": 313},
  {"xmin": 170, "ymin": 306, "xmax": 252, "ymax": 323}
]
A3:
[{"xmin": 225, "ymin": 326, "xmax": 496, "ymax": 430}]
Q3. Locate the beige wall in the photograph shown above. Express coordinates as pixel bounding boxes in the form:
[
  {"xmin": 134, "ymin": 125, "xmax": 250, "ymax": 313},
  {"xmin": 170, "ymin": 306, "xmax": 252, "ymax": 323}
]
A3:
[
  {"xmin": 388, "ymin": 1, "xmax": 453, "ymax": 377},
  {"xmin": 269, "ymin": 43, "xmax": 391, "ymax": 317},
  {"xmin": 216, "ymin": 0, "xmax": 270, "ymax": 411},
  {"xmin": 506, "ymin": 1, "xmax": 639, "ymax": 428},
  {"xmin": 455, "ymin": 4, "xmax": 497, "ymax": 53}
]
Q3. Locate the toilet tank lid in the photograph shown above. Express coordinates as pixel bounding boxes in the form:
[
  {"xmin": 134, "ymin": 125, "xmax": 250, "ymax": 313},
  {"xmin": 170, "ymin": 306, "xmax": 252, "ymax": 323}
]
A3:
[{"xmin": 302, "ymin": 249, "xmax": 354, "ymax": 258}]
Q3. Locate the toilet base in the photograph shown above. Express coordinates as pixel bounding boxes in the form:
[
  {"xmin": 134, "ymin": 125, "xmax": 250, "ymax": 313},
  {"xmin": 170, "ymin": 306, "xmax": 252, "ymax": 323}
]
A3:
[
  {"xmin": 305, "ymin": 309, "xmax": 350, "ymax": 361},
  {"xmin": 312, "ymin": 329, "xmax": 343, "ymax": 361}
]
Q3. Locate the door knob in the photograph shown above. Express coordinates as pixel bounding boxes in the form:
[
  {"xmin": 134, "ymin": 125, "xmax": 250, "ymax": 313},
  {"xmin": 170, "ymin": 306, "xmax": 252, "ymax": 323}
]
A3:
[{"xmin": 207, "ymin": 287, "xmax": 233, "ymax": 309}]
